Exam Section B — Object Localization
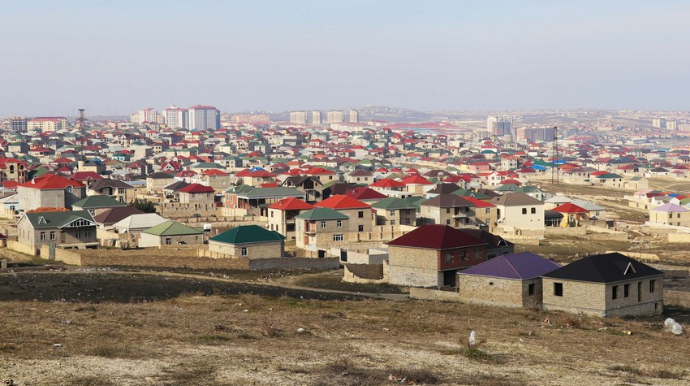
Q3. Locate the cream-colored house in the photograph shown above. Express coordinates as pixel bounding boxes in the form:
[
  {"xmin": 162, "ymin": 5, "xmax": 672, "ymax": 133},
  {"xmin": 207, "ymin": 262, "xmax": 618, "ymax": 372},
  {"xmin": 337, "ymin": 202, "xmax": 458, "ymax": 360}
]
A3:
[{"xmin": 209, "ymin": 225, "xmax": 285, "ymax": 259}]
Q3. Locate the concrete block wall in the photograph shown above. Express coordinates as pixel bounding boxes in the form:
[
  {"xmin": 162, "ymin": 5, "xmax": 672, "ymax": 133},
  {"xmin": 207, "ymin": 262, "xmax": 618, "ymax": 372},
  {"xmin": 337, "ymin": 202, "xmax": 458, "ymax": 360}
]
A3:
[{"xmin": 458, "ymin": 275, "xmax": 537, "ymax": 308}]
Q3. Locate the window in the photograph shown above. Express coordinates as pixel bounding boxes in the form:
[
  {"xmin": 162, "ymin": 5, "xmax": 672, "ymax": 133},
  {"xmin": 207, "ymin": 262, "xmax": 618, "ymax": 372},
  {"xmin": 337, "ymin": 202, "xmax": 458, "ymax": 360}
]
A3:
[
  {"xmin": 40, "ymin": 232, "xmax": 46, "ymax": 241},
  {"xmin": 460, "ymin": 251, "xmax": 467, "ymax": 260},
  {"xmin": 271, "ymin": 212, "xmax": 274, "ymax": 218},
  {"xmin": 637, "ymin": 282, "xmax": 642, "ymax": 302},
  {"xmin": 531, "ymin": 207, "xmax": 536, "ymax": 214},
  {"xmin": 554, "ymin": 283, "xmax": 563, "ymax": 297},
  {"xmin": 445, "ymin": 253, "xmax": 452, "ymax": 263},
  {"xmin": 485, "ymin": 208, "xmax": 491, "ymax": 214},
  {"xmin": 446, "ymin": 208, "xmax": 451, "ymax": 214},
  {"xmin": 333, "ymin": 234, "xmax": 344, "ymax": 241},
  {"xmin": 390, "ymin": 210, "xmax": 396, "ymax": 216},
  {"xmin": 390, "ymin": 220, "xmax": 395, "ymax": 225},
  {"xmin": 50, "ymin": 232, "xmax": 55, "ymax": 241},
  {"xmin": 85, "ymin": 230, "xmax": 90, "ymax": 238},
  {"xmin": 358, "ymin": 225, "xmax": 364, "ymax": 232},
  {"xmin": 165, "ymin": 238, "xmax": 172, "ymax": 245},
  {"xmin": 358, "ymin": 211, "xmax": 364, "ymax": 218},
  {"xmin": 241, "ymin": 247, "xmax": 248, "ymax": 256},
  {"xmin": 528, "ymin": 283, "xmax": 535, "ymax": 296},
  {"xmin": 649, "ymin": 280, "xmax": 656, "ymax": 293},
  {"xmin": 522, "ymin": 208, "xmax": 527, "ymax": 215},
  {"xmin": 75, "ymin": 231, "xmax": 81, "ymax": 238},
  {"xmin": 612, "ymin": 285, "xmax": 618, "ymax": 300},
  {"xmin": 118, "ymin": 188, "xmax": 126, "ymax": 194},
  {"xmin": 623, "ymin": 284, "xmax": 630, "ymax": 298},
  {"xmin": 446, "ymin": 219, "xmax": 451, "ymax": 225},
  {"xmin": 336, "ymin": 220, "xmax": 342, "ymax": 227},
  {"xmin": 474, "ymin": 250, "xmax": 482, "ymax": 259},
  {"xmin": 320, "ymin": 221, "xmax": 326, "ymax": 228}
]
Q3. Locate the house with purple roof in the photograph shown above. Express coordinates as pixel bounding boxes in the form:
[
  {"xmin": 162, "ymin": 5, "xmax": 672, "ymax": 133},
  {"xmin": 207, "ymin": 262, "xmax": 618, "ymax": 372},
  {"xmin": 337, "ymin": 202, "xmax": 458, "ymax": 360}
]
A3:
[
  {"xmin": 457, "ymin": 252, "xmax": 561, "ymax": 308},
  {"xmin": 649, "ymin": 202, "xmax": 690, "ymax": 227}
]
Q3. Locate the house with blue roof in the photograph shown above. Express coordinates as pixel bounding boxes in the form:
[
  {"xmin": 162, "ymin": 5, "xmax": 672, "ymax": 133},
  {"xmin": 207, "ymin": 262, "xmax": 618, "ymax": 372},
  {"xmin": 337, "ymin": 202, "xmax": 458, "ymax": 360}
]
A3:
[{"xmin": 457, "ymin": 252, "xmax": 561, "ymax": 308}]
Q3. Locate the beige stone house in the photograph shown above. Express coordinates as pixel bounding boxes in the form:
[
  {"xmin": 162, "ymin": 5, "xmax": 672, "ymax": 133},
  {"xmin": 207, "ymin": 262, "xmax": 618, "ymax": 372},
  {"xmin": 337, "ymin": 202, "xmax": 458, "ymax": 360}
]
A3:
[
  {"xmin": 138, "ymin": 221, "xmax": 205, "ymax": 248},
  {"xmin": 346, "ymin": 169, "xmax": 374, "ymax": 185},
  {"xmin": 419, "ymin": 194, "xmax": 476, "ymax": 228},
  {"xmin": 209, "ymin": 225, "xmax": 285, "ymax": 259},
  {"xmin": 86, "ymin": 179, "xmax": 136, "ymax": 203},
  {"xmin": 457, "ymin": 252, "xmax": 561, "ymax": 308},
  {"xmin": 542, "ymin": 253, "xmax": 664, "ymax": 317},
  {"xmin": 649, "ymin": 203, "xmax": 690, "ymax": 227},
  {"xmin": 295, "ymin": 208, "xmax": 349, "ymax": 258},
  {"xmin": 178, "ymin": 183, "xmax": 215, "ymax": 204},
  {"xmin": 17, "ymin": 174, "xmax": 86, "ymax": 212},
  {"xmin": 371, "ymin": 197, "xmax": 417, "ymax": 226},
  {"xmin": 17, "ymin": 210, "xmax": 98, "ymax": 254},
  {"xmin": 146, "ymin": 172, "xmax": 175, "ymax": 194},
  {"xmin": 315, "ymin": 195, "xmax": 373, "ymax": 233},
  {"xmin": 490, "ymin": 193, "xmax": 545, "ymax": 231},
  {"xmin": 267, "ymin": 197, "xmax": 314, "ymax": 240}
]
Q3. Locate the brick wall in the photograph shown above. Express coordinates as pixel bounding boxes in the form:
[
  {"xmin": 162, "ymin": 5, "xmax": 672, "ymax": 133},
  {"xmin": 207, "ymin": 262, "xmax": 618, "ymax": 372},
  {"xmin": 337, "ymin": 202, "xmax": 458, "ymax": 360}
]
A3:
[{"xmin": 409, "ymin": 288, "xmax": 462, "ymax": 302}]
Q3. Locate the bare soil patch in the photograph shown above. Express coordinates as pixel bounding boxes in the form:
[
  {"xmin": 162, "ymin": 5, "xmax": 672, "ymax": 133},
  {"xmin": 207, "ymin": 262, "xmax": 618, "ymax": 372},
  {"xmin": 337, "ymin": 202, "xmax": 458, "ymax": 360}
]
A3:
[{"xmin": 0, "ymin": 272, "xmax": 689, "ymax": 385}]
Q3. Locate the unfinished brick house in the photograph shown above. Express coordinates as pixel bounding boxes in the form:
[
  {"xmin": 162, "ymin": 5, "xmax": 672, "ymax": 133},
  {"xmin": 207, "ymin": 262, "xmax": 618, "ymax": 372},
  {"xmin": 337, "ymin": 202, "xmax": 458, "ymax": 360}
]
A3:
[
  {"xmin": 388, "ymin": 224, "xmax": 488, "ymax": 288},
  {"xmin": 457, "ymin": 252, "xmax": 561, "ymax": 308},
  {"xmin": 542, "ymin": 253, "xmax": 664, "ymax": 317}
]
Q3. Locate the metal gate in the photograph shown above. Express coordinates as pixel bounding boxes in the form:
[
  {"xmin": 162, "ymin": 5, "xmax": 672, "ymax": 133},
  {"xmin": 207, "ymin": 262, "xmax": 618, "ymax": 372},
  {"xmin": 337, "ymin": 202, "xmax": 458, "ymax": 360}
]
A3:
[{"xmin": 48, "ymin": 243, "xmax": 56, "ymax": 261}]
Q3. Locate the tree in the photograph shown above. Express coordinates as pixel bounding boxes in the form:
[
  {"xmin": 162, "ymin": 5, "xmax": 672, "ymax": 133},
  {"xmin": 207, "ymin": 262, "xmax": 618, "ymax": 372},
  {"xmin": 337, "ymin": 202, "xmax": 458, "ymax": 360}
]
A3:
[{"xmin": 129, "ymin": 199, "xmax": 156, "ymax": 213}]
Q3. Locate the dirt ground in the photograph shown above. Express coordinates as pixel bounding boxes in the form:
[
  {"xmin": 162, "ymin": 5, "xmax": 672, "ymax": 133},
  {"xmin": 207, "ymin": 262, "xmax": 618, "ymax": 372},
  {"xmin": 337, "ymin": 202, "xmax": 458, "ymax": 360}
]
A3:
[{"xmin": 1, "ymin": 271, "xmax": 689, "ymax": 386}]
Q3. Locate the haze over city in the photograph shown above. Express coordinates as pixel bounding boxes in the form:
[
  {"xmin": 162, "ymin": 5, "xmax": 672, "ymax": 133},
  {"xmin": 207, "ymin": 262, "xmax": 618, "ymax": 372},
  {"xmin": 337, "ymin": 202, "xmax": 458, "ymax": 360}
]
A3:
[{"xmin": 2, "ymin": 0, "xmax": 689, "ymax": 116}]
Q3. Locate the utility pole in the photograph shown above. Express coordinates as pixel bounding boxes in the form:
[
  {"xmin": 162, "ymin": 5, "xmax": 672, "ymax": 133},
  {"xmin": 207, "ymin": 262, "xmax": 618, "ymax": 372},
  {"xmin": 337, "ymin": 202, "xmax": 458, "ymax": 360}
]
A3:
[{"xmin": 551, "ymin": 126, "xmax": 559, "ymax": 185}]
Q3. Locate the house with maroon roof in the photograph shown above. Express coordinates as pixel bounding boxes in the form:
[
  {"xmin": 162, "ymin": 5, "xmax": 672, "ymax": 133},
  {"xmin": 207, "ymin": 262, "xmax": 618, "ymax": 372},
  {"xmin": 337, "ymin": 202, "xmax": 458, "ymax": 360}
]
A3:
[
  {"xmin": 387, "ymin": 225, "xmax": 489, "ymax": 288},
  {"xmin": 17, "ymin": 174, "xmax": 86, "ymax": 212},
  {"xmin": 179, "ymin": 183, "xmax": 215, "ymax": 204}
]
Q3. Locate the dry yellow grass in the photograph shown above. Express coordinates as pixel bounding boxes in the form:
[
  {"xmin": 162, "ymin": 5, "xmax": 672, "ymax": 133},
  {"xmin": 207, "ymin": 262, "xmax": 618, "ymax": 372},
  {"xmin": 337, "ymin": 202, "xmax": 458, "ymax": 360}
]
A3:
[{"xmin": 0, "ymin": 272, "xmax": 689, "ymax": 386}]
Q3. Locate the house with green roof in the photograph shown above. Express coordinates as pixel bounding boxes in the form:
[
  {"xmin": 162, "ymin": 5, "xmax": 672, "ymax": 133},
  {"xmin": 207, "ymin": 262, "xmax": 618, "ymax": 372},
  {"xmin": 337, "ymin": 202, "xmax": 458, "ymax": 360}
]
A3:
[
  {"xmin": 17, "ymin": 210, "xmax": 98, "ymax": 253},
  {"xmin": 295, "ymin": 208, "xmax": 349, "ymax": 257},
  {"xmin": 209, "ymin": 225, "xmax": 285, "ymax": 259},
  {"xmin": 72, "ymin": 195, "xmax": 126, "ymax": 216},
  {"xmin": 371, "ymin": 197, "xmax": 417, "ymax": 226},
  {"xmin": 138, "ymin": 220, "xmax": 205, "ymax": 248}
]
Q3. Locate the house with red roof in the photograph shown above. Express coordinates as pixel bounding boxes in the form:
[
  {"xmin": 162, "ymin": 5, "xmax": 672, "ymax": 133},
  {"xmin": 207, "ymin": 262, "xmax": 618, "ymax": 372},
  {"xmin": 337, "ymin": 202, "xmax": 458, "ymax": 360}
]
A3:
[
  {"xmin": 71, "ymin": 171, "xmax": 104, "ymax": 188},
  {"xmin": 369, "ymin": 178, "xmax": 405, "ymax": 192},
  {"xmin": 400, "ymin": 175, "xmax": 433, "ymax": 195},
  {"xmin": 0, "ymin": 157, "xmax": 28, "ymax": 183},
  {"xmin": 315, "ymin": 195, "xmax": 373, "ymax": 233},
  {"xmin": 345, "ymin": 187, "xmax": 387, "ymax": 203},
  {"xmin": 267, "ymin": 197, "xmax": 315, "ymax": 240},
  {"xmin": 17, "ymin": 174, "xmax": 86, "ymax": 212},
  {"xmin": 199, "ymin": 169, "xmax": 231, "ymax": 191},
  {"xmin": 387, "ymin": 225, "xmax": 489, "ymax": 288},
  {"xmin": 235, "ymin": 168, "xmax": 277, "ymax": 187},
  {"xmin": 179, "ymin": 183, "xmax": 215, "ymax": 204},
  {"xmin": 552, "ymin": 203, "xmax": 589, "ymax": 227}
]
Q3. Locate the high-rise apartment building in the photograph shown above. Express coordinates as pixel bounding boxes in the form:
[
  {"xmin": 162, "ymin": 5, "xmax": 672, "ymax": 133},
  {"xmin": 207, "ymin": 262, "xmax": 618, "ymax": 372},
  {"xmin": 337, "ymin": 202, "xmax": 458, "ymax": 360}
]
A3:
[
  {"xmin": 666, "ymin": 120, "xmax": 677, "ymax": 131},
  {"xmin": 349, "ymin": 110, "xmax": 359, "ymax": 123},
  {"xmin": 652, "ymin": 118, "xmax": 667, "ymax": 128},
  {"xmin": 312, "ymin": 111, "xmax": 322, "ymax": 125},
  {"xmin": 327, "ymin": 110, "xmax": 344, "ymax": 124},
  {"xmin": 289, "ymin": 111, "xmax": 308, "ymax": 124},
  {"xmin": 163, "ymin": 105, "xmax": 188, "ymax": 128},
  {"xmin": 516, "ymin": 127, "xmax": 556, "ymax": 142},
  {"xmin": 487, "ymin": 115, "xmax": 513, "ymax": 137},
  {"xmin": 27, "ymin": 117, "xmax": 68, "ymax": 132},
  {"xmin": 188, "ymin": 105, "xmax": 221, "ymax": 130},
  {"xmin": 9, "ymin": 116, "xmax": 27, "ymax": 132},
  {"xmin": 131, "ymin": 108, "xmax": 158, "ymax": 124}
]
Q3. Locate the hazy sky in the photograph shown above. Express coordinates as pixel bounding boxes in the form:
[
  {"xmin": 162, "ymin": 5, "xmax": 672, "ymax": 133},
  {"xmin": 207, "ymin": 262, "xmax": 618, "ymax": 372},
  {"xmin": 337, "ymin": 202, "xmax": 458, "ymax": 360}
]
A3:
[{"xmin": 2, "ymin": 0, "xmax": 689, "ymax": 116}]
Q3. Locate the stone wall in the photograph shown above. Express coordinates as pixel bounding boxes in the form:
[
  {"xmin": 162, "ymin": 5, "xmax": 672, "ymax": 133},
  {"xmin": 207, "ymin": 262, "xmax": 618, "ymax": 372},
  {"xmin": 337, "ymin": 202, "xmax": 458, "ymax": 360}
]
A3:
[
  {"xmin": 343, "ymin": 263, "xmax": 385, "ymax": 283},
  {"xmin": 7, "ymin": 240, "xmax": 37, "ymax": 256},
  {"xmin": 248, "ymin": 257, "xmax": 339, "ymax": 271},
  {"xmin": 157, "ymin": 202, "xmax": 219, "ymax": 218},
  {"xmin": 409, "ymin": 288, "xmax": 462, "ymax": 302},
  {"xmin": 668, "ymin": 233, "xmax": 690, "ymax": 243},
  {"xmin": 545, "ymin": 227, "xmax": 587, "ymax": 236}
]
